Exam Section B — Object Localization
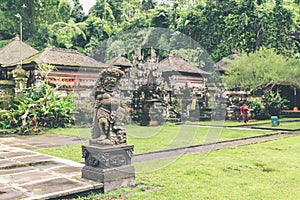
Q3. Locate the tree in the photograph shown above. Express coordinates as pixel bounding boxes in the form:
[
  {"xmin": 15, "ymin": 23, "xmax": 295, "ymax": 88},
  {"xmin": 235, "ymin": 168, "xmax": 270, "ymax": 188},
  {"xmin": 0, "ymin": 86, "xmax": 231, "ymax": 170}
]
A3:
[
  {"xmin": 150, "ymin": 5, "xmax": 171, "ymax": 28},
  {"xmin": 51, "ymin": 19, "xmax": 87, "ymax": 49},
  {"xmin": 0, "ymin": 0, "xmax": 74, "ymax": 40},
  {"xmin": 269, "ymin": 1, "xmax": 296, "ymax": 56},
  {"xmin": 90, "ymin": 0, "xmax": 121, "ymax": 23},
  {"xmin": 141, "ymin": 0, "xmax": 156, "ymax": 10},
  {"xmin": 177, "ymin": 0, "xmax": 239, "ymax": 61},
  {"xmin": 57, "ymin": 0, "xmax": 72, "ymax": 22},
  {"xmin": 71, "ymin": 0, "xmax": 86, "ymax": 23},
  {"xmin": 83, "ymin": 15, "xmax": 115, "ymax": 55},
  {"xmin": 223, "ymin": 48, "xmax": 300, "ymax": 94},
  {"xmin": 0, "ymin": 6, "xmax": 14, "ymax": 40},
  {"xmin": 0, "ymin": 0, "xmax": 41, "ymax": 39}
]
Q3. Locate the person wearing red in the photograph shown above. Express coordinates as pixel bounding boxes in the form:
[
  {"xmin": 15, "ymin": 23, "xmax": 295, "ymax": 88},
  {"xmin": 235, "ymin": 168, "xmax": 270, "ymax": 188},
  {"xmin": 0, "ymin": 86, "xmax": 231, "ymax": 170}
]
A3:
[{"xmin": 240, "ymin": 104, "xmax": 249, "ymax": 123}]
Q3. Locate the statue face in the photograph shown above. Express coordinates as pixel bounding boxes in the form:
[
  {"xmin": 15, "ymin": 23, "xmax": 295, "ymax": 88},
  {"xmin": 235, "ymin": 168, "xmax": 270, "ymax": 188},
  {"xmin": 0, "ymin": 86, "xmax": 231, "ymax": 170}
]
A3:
[{"xmin": 102, "ymin": 76, "xmax": 118, "ymax": 92}]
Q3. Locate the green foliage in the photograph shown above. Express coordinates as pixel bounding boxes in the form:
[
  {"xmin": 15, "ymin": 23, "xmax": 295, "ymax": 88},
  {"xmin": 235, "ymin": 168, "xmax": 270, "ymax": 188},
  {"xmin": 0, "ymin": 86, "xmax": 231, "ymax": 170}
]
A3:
[
  {"xmin": 0, "ymin": 38, "xmax": 12, "ymax": 48},
  {"xmin": 0, "ymin": 82, "xmax": 74, "ymax": 134},
  {"xmin": 175, "ymin": 0, "xmax": 299, "ymax": 61},
  {"xmin": 141, "ymin": 0, "xmax": 156, "ymax": 10},
  {"xmin": 35, "ymin": 144, "xmax": 83, "ymax": 162},
  {"xmin": 90, "ymin": 0, "xmax": 122, "ymax": 23},
  {"xmin": 248, "ymin": 97, "xmax": 268, "ymax": 119},
  {"xmin": 0, "ymin": 0, "xmax": 73, "ymax": 40},
  {"xmin": 150, "ymin": 5, "xmax": 171, "ymax": 28},
  {"xmin": 172, "ymin": 48, "xmax": 206, "ymax": 69},
  {"xmin": 262, "ymin": 90, "xmax": 289, "ymax": 116},
  {"xmin": 57, "ymin": 0, "xmax": 72, "ymax": 22},
  {"xmin": 71, "ymin": 0, "xmax": 86, "ymax": 23},
  {"xmin": 50, "ymin": 19, "xmax": 87, "ymax": 49},
  {"xmin": 1, "ymin": 0, "xmax": 299, "ymax": 64},
  {"xmin": 223, "ymin": 48, "xmax": 300, "ymax": 93}
]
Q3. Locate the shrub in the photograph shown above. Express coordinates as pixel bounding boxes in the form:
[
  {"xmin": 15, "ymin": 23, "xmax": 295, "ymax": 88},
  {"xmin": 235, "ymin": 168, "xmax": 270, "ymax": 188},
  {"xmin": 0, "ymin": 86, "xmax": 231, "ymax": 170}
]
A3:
[
  {"xmin": 248, "ymin": 97, "xmax": 268, "ymax": 120},
  {"xmin": 262, "ymin": 90, "xmax": 289, "ymax": 117},
  {"xmin": 0, "ymin": 82, "xmax": 74, "ymax": 134}
]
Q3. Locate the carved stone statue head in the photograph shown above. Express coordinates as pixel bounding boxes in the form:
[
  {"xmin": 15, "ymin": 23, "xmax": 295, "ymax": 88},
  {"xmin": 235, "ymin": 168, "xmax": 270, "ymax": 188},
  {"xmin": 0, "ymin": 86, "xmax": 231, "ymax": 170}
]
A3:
[{"xmin": 101, "ymin": 68, "xmax": 124, "ymax": 92}]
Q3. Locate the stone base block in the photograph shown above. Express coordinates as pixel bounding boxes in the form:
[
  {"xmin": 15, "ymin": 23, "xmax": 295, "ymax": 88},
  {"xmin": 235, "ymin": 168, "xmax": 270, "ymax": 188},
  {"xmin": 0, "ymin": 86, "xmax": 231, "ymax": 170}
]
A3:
[
  {"xmin": 82, "ymin": 165, "xmax": 135, "ymax": 192},
  {"xmin": 81, "ymin": 144, "xmax": 135, "ymax": 192}
]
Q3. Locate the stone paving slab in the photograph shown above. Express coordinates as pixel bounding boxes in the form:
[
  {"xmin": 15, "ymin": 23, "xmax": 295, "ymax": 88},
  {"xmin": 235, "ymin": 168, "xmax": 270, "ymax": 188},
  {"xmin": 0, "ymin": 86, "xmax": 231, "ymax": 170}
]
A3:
[
  {"xmin": 0, "ymin": 143, "xmax": 103, "ymax": 200},
  {"xmin": 0, "ymin": 152, "xmax": 33, "ymax": 159},
  {"xmin": 0, "ymin": 166, "xmax": 35, "ymax": 176},
  {"xmin": 0, "ymin": 134, "xmax": 86, "ymax": 150},
  {"xmin": 0, "ymin": 187, "xmax": 26, "ymax": 200},
  {"xmin": 22, "ymin": 178, "xmax": 96, "ymax": 199}
]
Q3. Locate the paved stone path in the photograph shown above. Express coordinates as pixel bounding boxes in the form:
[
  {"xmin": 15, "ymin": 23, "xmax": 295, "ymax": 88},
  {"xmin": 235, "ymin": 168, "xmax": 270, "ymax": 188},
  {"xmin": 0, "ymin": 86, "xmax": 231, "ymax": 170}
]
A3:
[
  {"xmin": 0, "ymin": 137, "xmax": 101, "ymax": 200},
  {"xmin": 0, "ymin": 134, "xmax": 87, "ymax": 150}
]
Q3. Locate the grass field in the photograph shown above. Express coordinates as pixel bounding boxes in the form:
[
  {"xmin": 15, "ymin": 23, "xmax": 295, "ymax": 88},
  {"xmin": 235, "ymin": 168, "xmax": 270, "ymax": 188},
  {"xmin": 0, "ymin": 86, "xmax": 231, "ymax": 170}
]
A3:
[
  {"xmin": 76, "ymin": 134, "xmax": 300, "ymax": 200},
  {"xmin": 36, "ymin": 124, "xmax": 277, "ymax": 162},
  {"xmin": 36, "ymin": 123, "xmax": 300, "ymax": 199},
  {"xmin": 186, "ymin": 117, "xmax": 300, "ymax": 127},
  {"xmin": 126, "ymin": 124, "xmax": 276, "ymax": 153},
  {"xmin": 258, "ymin": 121, "xmax": 300, "ymax": 130}
]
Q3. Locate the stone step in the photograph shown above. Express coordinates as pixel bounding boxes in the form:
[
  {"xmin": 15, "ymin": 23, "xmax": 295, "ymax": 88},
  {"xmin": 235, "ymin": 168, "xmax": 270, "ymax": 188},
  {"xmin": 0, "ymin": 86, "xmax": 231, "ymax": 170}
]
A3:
[{"xmin": 0, "ymin": 144, "xmax": 103, "ymax": 200}]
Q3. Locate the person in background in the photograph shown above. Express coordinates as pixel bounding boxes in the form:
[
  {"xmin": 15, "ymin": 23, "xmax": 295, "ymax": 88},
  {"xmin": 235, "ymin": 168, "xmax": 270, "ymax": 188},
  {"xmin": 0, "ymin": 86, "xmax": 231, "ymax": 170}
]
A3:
[{"xmin": 240, "ymin": 103, "xmax": 249, "ymax": 124}]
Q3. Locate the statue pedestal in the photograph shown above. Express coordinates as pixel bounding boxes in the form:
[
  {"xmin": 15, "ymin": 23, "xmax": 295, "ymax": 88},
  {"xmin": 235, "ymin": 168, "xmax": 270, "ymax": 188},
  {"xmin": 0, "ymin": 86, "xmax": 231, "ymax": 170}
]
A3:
[{"xmin": 81, "ymin": 144, "xmax": 135, "ymax": 192}]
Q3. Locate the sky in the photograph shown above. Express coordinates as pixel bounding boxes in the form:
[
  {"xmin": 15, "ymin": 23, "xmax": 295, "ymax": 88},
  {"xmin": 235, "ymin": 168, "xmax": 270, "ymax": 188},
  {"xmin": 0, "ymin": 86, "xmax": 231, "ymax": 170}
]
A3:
[{"xmin": 79, "ymin": 0, "xmax": 96, "ymax": 13}]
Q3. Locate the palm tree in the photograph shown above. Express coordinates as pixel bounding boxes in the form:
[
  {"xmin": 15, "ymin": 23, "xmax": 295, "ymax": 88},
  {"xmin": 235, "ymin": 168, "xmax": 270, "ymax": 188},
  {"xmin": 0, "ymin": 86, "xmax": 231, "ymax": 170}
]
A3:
[{"xmin": 51, "ymin": 19, "xmax": 87, "ymax": 48}]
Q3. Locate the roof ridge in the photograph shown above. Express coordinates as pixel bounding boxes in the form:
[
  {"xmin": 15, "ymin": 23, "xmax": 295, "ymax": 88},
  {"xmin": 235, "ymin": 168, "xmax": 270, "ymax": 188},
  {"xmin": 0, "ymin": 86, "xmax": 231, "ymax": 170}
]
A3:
[{"xmin": 45, "ymin": 47, "xmax": 80, "ymax": 54}]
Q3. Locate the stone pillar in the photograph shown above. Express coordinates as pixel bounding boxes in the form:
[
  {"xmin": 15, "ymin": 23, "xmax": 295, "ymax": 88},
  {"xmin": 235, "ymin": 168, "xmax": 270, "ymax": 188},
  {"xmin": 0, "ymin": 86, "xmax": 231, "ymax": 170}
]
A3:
[
  {"xmin": 0, "ymin": 80, "xmax": 15, "ymax": 108},
  {"xmin": 81, "ymin": 144, "xmax": 135, "ymax": 192}
]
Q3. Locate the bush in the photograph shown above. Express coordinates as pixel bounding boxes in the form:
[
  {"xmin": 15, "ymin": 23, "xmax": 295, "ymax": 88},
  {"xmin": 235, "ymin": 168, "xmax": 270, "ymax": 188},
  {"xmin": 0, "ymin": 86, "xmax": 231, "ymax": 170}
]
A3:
[
  {"xmin": 262, "ymin": 90, "xmax": 289, "ymax": 117},
  {"xmin": 248, "ymin": 97, "xmax": 268, "ymax": 120},
  {"xmin": 0, "ymin": 82, "xmax": 74, "ymax": 134},
  {"xmin": 73, "ymin": 100, "xmax": 94, "ymax": 127}
]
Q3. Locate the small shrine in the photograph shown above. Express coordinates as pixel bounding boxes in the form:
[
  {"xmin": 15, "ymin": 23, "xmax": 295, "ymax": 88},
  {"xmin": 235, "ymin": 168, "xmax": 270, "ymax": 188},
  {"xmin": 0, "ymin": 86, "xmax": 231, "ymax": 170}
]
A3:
[{"xmin": 0, "ymin": 36, "xmax": 39, "ymax": 107}]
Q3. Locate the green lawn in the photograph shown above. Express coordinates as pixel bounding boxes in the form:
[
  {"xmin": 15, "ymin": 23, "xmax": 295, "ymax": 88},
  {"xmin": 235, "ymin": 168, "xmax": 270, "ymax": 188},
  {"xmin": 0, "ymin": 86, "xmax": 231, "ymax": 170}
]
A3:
[
  {"xmin": 42, "ymin": 127, "xmax": 90, "ymax": 138},
  {"xmin": 127, "ymin": 124, "xmax": 276, "ymax": 153},
  {"xmin": 35, "ymin": 144, "xmax": 84, "ymax": 162},
  {"xmin": 77, "ymin": 134, "xmax": 300, "ymax": 200},
  {"xmin": 258, "ymin": 121, "xmax": 300, "ymax": 130},
  {"xmin": 35, "ymin": 124, "xmax": 277, "ymax": 162},
  {"xmin": 186, "ymin": 117, "xmax": 300, "ymax": 127}
]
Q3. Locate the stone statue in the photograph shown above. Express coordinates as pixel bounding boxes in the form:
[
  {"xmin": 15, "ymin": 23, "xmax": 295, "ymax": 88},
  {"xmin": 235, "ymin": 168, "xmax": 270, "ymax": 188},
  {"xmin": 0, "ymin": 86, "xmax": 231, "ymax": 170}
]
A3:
[
  {"xmin": 91, "ymin": 67, "xmax": 127, "ymax": 145},
  {"xmin": 82, "ymin": 67, "xmax": 135, "ymax": 193}
]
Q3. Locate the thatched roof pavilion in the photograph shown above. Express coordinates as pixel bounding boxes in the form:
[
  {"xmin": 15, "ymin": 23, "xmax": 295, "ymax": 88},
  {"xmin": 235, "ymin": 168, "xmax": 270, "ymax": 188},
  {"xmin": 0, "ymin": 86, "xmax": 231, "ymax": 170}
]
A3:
[
  {"xmin": 159, "ymin": 55, "xmax": 210, "ymax": 75},
  {"xmin": 106, "ymin": 56, "xmax": 132, "ymax": 71},
  {"xmin": 10, "ymin": 48, "xmax": 106, "ymax": 91},
  {"xmin": 159, "ymin": 55, "xmax": 210, "ymax": 90},
  {"xmin": 0, "ymin": 38, "xmax": 38, "ymax": 81},
  {"xmin": 20, "ymin": 48, "xmax": 104, "ymax": 70},
  {"xmin": 0, "ymin": 38, "xmax": 38, "ymax": 68}
]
